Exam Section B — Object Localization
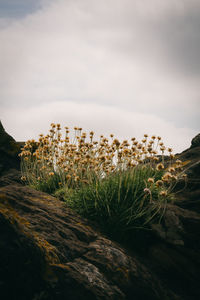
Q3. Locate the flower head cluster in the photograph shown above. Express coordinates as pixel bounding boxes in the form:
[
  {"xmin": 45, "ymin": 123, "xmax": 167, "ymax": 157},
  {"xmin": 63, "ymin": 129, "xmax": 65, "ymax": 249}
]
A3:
[{"xmin": 20, "ymin": 125, "xmax": 186, "ymax": 196}]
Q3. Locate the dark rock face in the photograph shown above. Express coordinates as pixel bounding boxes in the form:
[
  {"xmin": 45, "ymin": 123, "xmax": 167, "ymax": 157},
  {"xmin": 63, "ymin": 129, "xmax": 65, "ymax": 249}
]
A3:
[
  {"xmin": 149, "ymin": 205, "xmax": 200, "ymax": 299},
  {"xmin": 0, "ymin": 124, "xmax": 200, "ymax": 299},
  {"xmin": 174, "ymin": 137, "xmax": 200, "ymax": 212},
  {"xmin": 0, "ymin": 121, "xmax": 21, "ymax": 175},
  {"xmin": 191, "ymin": 133, "xmax": 200, "ymax": 148},
  {"xmin": 0, "ymin": 183, "xmax": 169, "ymax": 300}
]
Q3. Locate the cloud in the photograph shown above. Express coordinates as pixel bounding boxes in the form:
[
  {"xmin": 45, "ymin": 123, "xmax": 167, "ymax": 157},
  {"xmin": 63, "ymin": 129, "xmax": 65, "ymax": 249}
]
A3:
[
  {"xmin": 0, "ymin": 0, "xmax": 199, "ymax": 148},
  {"xmin": 1, "ymin": 100, "xmax": 197, "ymax": 153}
]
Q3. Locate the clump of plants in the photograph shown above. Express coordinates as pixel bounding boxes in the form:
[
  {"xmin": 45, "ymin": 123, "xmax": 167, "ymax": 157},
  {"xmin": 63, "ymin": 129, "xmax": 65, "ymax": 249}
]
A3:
[{"xmin": 20, "ymin": 124, "xmax": 187, "ymax": 239}]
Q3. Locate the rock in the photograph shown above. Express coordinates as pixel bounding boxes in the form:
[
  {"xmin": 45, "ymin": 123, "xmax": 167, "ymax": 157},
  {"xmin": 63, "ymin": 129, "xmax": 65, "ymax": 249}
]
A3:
[
  {"xmin": 0, "ymin": 169, "xmax": 22, "ymax": 187},
  {"xmin": 191, "ymin": 133, "xmax": 200, "ymax": 148},
  {"xmin": 174, "ymin": 134, "xmax": 200, "ymax": 212},
  {"xmin": 0, "ymin": 121, "xmax": 22, "ymax": 175},
  {"xmin": 0, "ymin": 183, "xmax": 169, "ymax": 300},
  {"xmin": 145, "ymin": 133, "xmax": 200, "ymax": 299},
  {"xmin": 150, "ymin": 204, "xmax": 200, "ymax": 298}
]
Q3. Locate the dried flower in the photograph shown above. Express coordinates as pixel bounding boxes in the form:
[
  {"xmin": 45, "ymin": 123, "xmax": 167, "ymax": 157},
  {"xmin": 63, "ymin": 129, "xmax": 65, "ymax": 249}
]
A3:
[
  {"xmin": 113, "ymin": 139, "xmax": 120, "ymax": 146},
  {"xmin": 153, "ymin": 157, "xmax": 159, "ymax": 162},
  {"xmin": 171, "ymin": 175, "xmax": 177, "ymax": 181},
  {"xmin": 144, "ymin": 188, "xmax": 151, "ymax": 194},
  {"xmin": 168, "ymin": 167, "xmax": 175, "ymax": 173},
  {"xmin": 162, "ymin": 172, "xmax": 172, "ymax": 182},
  {"xmin": 155, "ymin": 180, "xmax": 163, "ymax": 187},
  {"xmin": 75, "ymin": 176, "xmax": 80, "ymax": 182},
  {"xmin": 156, "ymin": 163, "xmax": 164, "ymax": 171},
  {"xmin": 159, "ymin": 190, "xmax": 168, "ymax": 197},
  {"xmin": 148, "ymin": 178, "xmax": 154, "ymax": 184}
]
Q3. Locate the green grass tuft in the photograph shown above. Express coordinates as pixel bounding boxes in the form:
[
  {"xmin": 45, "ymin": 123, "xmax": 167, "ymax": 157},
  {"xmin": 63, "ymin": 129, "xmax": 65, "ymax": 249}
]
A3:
[{"xmin": 63, "ymin": 166, "xmax": 170, "ymax": 240}]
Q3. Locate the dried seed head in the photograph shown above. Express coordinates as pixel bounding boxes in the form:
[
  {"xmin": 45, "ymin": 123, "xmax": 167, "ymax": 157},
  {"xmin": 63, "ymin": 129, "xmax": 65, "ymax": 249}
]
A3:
[
  {"xmin": 153, "ymin": 157, "xmax": 159, "ymax": 162},
  {"xmin": 159, "ymin": 190, "xmax": 167, "ymax": 197},
  {"xmin": 168, "ymin": 167, "xmax": 175, "ymax": 173},
  {"xmin": 155, "ymin": 180, "xmax": 163, "ymax": 187},
  {"xmin": 148, "ymin": 178, "xmax": 154, "ymax": 184},
  {"xmin": 144, "ymin": 188, "xmax": 151, "ymax": 194},
  {"xmin": 162, "ymin": 172, "xmax": 172, "ymax": 182},
  {"xmin": 156, "ymin": 163, "xmax": 164, "ymax": 171}
]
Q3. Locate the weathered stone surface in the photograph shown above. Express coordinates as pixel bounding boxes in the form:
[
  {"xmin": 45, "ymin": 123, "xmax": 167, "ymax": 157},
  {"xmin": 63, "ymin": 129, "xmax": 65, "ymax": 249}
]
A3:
[{"xmin": 0, "ymin": 183, "xmax": 169, "ymax": 300}]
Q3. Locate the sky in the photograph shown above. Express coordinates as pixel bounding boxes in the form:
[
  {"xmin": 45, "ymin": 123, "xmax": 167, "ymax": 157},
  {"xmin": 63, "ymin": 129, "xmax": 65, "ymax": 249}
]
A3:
[{"xmin": 0, "ymin": 0, "xmax": 199, "ymax": 153}]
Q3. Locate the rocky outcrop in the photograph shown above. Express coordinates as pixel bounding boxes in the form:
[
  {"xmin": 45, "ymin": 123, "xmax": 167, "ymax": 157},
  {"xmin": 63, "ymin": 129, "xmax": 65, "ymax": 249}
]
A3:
[
  {"xmin": 149, "ymin": 204, "xmax": 200, "ymax": 299},
  {"xmin": 191, "ymin": 133, "xmax": 200, "ymax": 148},
  {"xmin": 174, "ymin": 133, "xmax": 200, "ymax": 212},
  {"xmin": 0, "ymin": 121, "xmax": 21, "ymax": 175},
  {"xmin": 0, "ymin": 124, "xmax": 200, "ymax": 299},
  {"xmin": 0, "ymin": 183, "xmax": 170, "ymax": 300}
]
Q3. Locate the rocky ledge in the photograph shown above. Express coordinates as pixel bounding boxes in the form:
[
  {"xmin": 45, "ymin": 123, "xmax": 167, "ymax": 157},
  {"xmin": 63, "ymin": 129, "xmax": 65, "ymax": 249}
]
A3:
[{"xmin": 0, "ymin": 122, "xmax": 200, "ymax": 299}]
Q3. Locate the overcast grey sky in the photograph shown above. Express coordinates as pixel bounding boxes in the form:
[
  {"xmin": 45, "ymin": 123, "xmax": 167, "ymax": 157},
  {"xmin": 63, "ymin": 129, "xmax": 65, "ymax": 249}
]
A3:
[{"xmin": 0, "ymin": 0, "xmax": 199, "ymax": 152}]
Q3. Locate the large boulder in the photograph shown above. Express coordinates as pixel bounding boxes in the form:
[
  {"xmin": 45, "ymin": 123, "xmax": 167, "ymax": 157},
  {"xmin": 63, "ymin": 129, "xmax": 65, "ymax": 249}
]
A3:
[{"xmin": 0, "ymin": 182, "xmax": 171, "ymax": 300}]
